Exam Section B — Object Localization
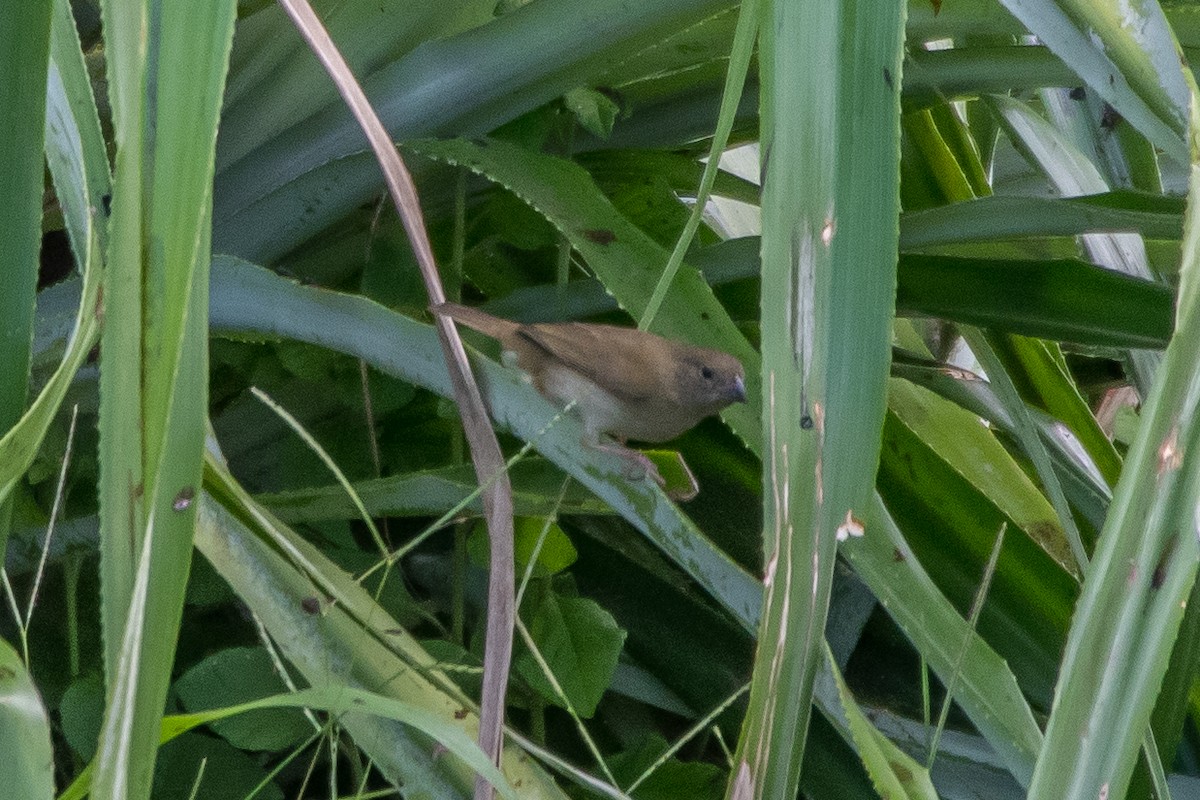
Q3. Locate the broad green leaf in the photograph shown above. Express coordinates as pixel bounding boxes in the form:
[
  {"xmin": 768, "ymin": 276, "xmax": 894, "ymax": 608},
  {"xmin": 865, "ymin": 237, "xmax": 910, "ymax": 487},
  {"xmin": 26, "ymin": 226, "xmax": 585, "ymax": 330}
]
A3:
[
  {"xmin": 903, "ymin": 45, "xmax": 1076, "ymax": 112},
  {"xmin": 0, "ymin": 0, "xmax": 106, "ymax": 511},
  {"xmin": 897, "ymin": 254, "xmax": 1172, "ymax": 349},
  {"xmin": 0, "ymin": 638, "xmax": 54, "ymax": 800},
  {"xmin": 0, "ymin": 264, "xmax": 100, "ymax": 508},
  {"xmin": 610, "ymin": 736, "xmax": 725, "ymax": 800},
  {"xmin": 60, "ymin": 674, "xmax": 105, "ymax": 763},
  {"xmin": 0, "ymin": 0, "xmax": 53, "ymax": 562},
  {"xmin": 987, "ymin": 91, "xmax": 1163, "ymax": 391},
  {"xmin": 173, "ymin": 647, "xmax": 310, "ymax": 752},
  {"xmin": 878, "ymin": 404, "xmax": 1075, "ymax": 704},
  {"xmin": 889, "ymin": 377, "xmax": 1074, "ymax": 574},
  {"xmin": 0, "ymin": 0, "xmax": 113, "ymax": 518},
  {"xmin": 151, "ymin": 732, "xmax": 284, "ymax": 800},
  {"xmin": 45, "ymin": 0, "xmax": 112, "ymax": 261},
  {"xmin": 890, "ymin": 349, "xmax": 1113, "ymax": 534},
  {"xmin": 65, "ymin": 681, "xmax": 526, "ymax": 800},
  {"xmin": 731, "ymin": 1, "xmax": 904, "ymax": 798},
  {"xmin": 987, "ymin": 333, "xmax": 1121, "ymax": 490},
  {"xmin": 218, "ymin": 0, "xmax": 477, "ymax": 170},
  {"xmin": 489, "ymin": 234, "xmax": 1176, "ymax": 350},
  {"xmin": 900, "ymin": 191, "xmax": 1184, "ymax": 248},
  {"xmin": 212, "ymin": 0, "xmax": 748, "ymax": 261},
  {"xmin": 518, "ymin": 593, "xmax": 626, "ymax": 718},
  {"xmin": 469, "ymin": 516, "xmax": 578, "ymax": 578},
  {"xmin": 92, "ymin": 2, "xmax": 238, "ymax": 799},
  {"xmin": 170, "ymin": 687, "xmax": 517, "ymax": 799},
  {"xmin": 577, "ymin": 150, "xmax": 762, "ymax": 207}
]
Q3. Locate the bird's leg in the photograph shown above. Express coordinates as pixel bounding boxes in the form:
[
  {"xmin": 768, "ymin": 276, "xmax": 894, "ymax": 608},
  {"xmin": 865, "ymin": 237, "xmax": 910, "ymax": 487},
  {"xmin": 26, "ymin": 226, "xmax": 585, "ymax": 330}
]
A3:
[
  {"xmin": 584, "ymin": 439, "xmax": 700, "ymax": 500},
  {"xmin": 585, "ymin": 437, "xmax": 666, "ymax": 487}
]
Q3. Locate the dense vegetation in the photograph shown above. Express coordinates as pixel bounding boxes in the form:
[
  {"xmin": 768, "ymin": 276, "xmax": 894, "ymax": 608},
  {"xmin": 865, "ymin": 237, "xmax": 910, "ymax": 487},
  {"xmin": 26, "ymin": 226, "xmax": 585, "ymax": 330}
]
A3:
[{"xmin": 4, "ymin": 1, "xmax": 1200, "ymax": 799}]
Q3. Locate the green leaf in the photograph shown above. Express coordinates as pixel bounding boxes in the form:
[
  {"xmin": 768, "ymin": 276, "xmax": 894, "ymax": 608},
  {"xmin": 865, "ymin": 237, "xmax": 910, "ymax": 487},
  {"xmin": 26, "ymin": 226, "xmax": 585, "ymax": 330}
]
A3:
[
  {"xmin": 900, "ymin": 191, "xmax": 1184, "ymax": 249},
  {"xmin": 151, "ymin": 732, "xmax": 284, "ymax": 800},
  {"xmin": 897, "ymin": 254, "xmax": 1173, "ymax": 349},
  {"xmin": 92, "ymin": 2, "xmax": 239, "ymax": 799},
  {"xmin": 564, "ymin": 87, "xmax": 621, "ymax": 139},
  {"xmin": 518, "ymin": 593, "xmax": 626, "ymax": 718},
  {"xmin": 0, "ymin": 0, "xmax": 53, "ymax": 562},
  {"xmin": 995, "ymin": 0, "xmax": 1187, "ymax": 162},
  {"xmin": 1025, "ymin": 66, "xmax": 1200, "ymax": 800},
  {"xmin": 842, "ymin": 494, "xmax": 1043, "ymax": 786},
  {"xmin": 213, "ymin": 0, "xmax": 750, "ymax": 262},
  {"xmin": 610, "ymin": 736, "xmax": 725, "ymax": 800},
  {"xmin": 174, "ymin": 647, "xmax": 310, "ymax": 752},
  {"xmin": 0, "ymin": 638, "xmax": 54, "ymax": 800},
  {"xmin": 259, "ymin": 460, "xmax": 610, "ymax": 521},
  {"xmin": 210, "ymin": 255, "xmax": 764, "ymax": 634},
  {"xmin": 60, "ymin": 674, "xmax": 106, "ymax": 763},
  {"xmin": 732, "ymin": 0, "xmax": 904, "ymax": 796},
  {"xmin": 469, "ymin": 516, "xmax": 578, "ymax": 578},
  {"xmin": 825, "ymin": 643, "xmax": 937, "ymax": 799},
  {"xmin": 889, "ymin": 377, "xmax": 1074, "ymax": 575},
  {"xmin": 218, "ymin": 0, "xmax": 477, "ymax": 170}
]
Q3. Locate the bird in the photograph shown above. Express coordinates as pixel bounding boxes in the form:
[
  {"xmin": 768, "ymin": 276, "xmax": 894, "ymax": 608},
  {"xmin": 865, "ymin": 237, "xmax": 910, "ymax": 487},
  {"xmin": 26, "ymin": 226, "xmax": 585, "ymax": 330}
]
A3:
[{"xmin": 434, "ymin": 302, "xmax": 746, "ymax": 483}]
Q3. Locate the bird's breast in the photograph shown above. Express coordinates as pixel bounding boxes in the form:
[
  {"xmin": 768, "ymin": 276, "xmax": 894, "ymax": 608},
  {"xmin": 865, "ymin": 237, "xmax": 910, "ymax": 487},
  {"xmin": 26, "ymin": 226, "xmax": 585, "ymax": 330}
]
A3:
[{"xmin": 539, "ymin": 364, "xmax": 700, "ymax": 443}]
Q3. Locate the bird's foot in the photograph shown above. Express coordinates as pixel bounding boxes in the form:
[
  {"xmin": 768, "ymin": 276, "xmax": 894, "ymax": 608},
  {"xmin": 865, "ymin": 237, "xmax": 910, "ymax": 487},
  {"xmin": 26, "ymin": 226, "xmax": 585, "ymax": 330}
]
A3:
[
  {"xmin": 591, "ymin": 440, "xmax": 663, "ymax": 483},
  {"xmin": 588, "ymin": 440, "xmax": 699, "ymax": 501}
]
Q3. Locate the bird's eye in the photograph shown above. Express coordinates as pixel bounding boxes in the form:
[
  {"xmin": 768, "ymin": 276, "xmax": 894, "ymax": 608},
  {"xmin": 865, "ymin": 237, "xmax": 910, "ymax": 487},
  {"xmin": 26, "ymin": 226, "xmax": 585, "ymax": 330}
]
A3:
[{"xmin": 701, "ymin": 366, "xmax": 714, "ymax": 380}]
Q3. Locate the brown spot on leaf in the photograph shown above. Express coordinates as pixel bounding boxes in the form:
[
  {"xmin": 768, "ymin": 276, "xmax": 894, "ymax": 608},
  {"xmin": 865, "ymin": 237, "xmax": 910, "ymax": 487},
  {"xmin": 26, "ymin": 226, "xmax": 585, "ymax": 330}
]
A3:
[
  {"xmin": 300, "ymin": 597, "xmax": 321, "ymax": 615},
  {"xmin": 583, "ymin": 228, "xmax": 616, "ymax": 245},
  {"xmin": 1153, "ymin": 536, "xmax": 1179, "ymax": 590},
  {"xmin": 1100, "ymin": 104, "xmax": 1122, "ymax": 131}
]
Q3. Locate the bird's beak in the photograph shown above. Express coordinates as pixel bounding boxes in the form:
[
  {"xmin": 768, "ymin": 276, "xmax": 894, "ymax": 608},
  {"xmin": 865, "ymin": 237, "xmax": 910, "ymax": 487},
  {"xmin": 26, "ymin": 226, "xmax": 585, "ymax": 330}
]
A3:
[{"xmin": 731, "ymin": 374, "xmax": 747, "ymax": 403}]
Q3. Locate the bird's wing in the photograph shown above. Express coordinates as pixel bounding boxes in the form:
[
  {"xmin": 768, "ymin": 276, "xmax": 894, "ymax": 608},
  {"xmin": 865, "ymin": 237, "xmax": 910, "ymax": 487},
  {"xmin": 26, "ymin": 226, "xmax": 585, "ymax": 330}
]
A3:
[{"xmin": 517, "ymin": 323, "xmax": 659, "ymax": 402}]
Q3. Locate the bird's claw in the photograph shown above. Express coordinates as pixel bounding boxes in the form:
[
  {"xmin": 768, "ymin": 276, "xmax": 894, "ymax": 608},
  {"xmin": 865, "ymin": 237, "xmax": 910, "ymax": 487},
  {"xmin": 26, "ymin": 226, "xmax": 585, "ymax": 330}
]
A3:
[{"xmin": 588, "ymin": 439, "xmax": 698, "ymax": 501}]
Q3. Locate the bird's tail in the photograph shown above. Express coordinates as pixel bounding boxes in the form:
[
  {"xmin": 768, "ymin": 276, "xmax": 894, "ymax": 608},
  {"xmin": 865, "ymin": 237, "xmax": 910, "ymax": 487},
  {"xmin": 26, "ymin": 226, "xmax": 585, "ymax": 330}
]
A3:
[{"xmin": 432, "ymin": 302, "xmax": 520, "ymax": 341}]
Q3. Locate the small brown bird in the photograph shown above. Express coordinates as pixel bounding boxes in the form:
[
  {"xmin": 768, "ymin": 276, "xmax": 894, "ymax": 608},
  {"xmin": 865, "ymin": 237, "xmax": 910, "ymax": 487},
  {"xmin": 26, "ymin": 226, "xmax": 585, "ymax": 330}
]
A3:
[{"xmin": 435, "ymin": 302, "xmax": 747, "ymax": 447}]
